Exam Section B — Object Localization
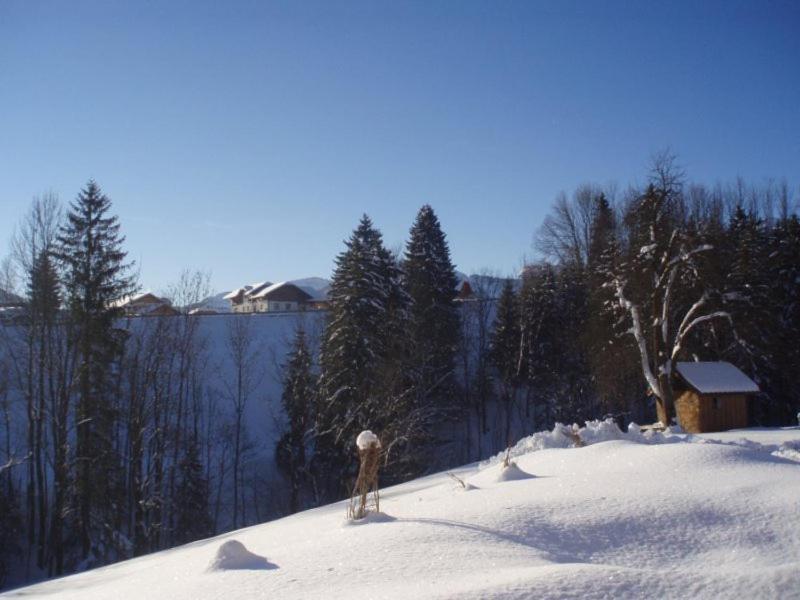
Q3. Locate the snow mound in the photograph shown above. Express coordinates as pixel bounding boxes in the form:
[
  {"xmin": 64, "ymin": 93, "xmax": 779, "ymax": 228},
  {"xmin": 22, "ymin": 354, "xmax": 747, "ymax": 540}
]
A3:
[
  {"xmin": 772, "ymin": 439, "xmax": 800, "ymax": 462},
  {"xmin": 356, "ymin": 430, "xmax": 380, "ymax": 450},
  {"xmin": 481, "ymin": 419, "xmax": 684, "ymax": 468},
  {"xmin": 496, "ymin": 462, "xmax": 535, "ymax": 482},
  {"xmin": 206, "ymin": 540, "xmax": 274, "ymax": 571},
  {"xmin": 341, "ymin": 512, "xmax": 396, "ymax": 527}
]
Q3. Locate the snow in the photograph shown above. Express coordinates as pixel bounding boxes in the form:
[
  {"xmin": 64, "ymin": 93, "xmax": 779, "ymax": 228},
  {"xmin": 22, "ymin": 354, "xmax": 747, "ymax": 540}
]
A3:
[
  {"xmin": 206, "ymin": 540, "xmax": 275, "ymax": 572},
  {"xmin": 676, "ymin": 361, "xmax": 760, "ymax": 394},
  {"xmin": 250, "ymin": 281, "xmax": 286, "ymax": 300},
  {"xmin": 249, "ymin": 281, "xmax": 313, "ymax": 300},
  {"xmin": 222, "ymin": 286, "xmax": 250, "ymax": 300},
  {"xmin": 355, "ymin": 430, "xmax": 380, "ymax": 450},
  {"xmin": 244, "ymin": 281, "xmax": 272, "ymax": 297},
  {"xmin": 289, "ymin": 277, "xmax": 331, "ymax": 300},
  {"xmin": 5, "ymin": 423, "xmax": 799, "ymax": 600},
  {"xmin": 480, "ymin": 461, "xmax": 535, "ymax": 483}
]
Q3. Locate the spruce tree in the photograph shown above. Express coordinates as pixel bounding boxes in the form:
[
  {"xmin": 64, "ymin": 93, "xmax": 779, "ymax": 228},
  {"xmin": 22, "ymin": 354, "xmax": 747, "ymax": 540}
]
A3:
[
  {"xmin": 25, "ymin": 248, "xmax": 62, "ymax": 570},
  {"xmin": 490, "ymin": 279, "xmax": 520, "ymax": 444},
  {"xmin": 276, "ymin": 328, "xmax": 315, "ymax": 513},
  {"xmin": 55, "ymin": 180, "xmax": 135, "ymax": 561},
  {"xmin": 316, "ymin": 215, "xmax": 409, "ymax": 497},
  {"xmin": 0, "ymin": 478, "xmax": 22, "ymax": 589},
  {"xmin": 27, "ymin": 250, "xmax": 61, "ymax": 326},
  {"xmin": 403, "ymin": 205, "xmax": 460, "ymax": 413},
  {"xmin": 584, "ymin": 195, "xmax": 636, "ymax": 416},
  {"xmin": 722, "ymin": 207, "xmax": 773, "ymax": 392},
  {"xmin": 518, "ymin": 264, "xmax": 560, "ymax": 426},
  {"xmin": 174, "ymin": 437, "xmax": 212, "ymax": 545},
  {"xmin": 768, "ymin": 214, "xmax": 800, "ymax": 421}
]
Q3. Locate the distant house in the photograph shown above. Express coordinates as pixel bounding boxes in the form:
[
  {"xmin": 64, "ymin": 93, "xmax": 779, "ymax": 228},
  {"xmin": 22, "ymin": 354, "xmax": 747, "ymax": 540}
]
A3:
[
  {"xmin": 305, "ymin": 298, "xmax": 331, "ymax": 311},
  {"xmin": 115, "ymin": 293, "xmax": 180, "ymax": 317},
  {"xmin": 248, "ymin": 282, "xmax": 313, "ymax": 312},
  {"xmin": 225, "ymin": 280, "xmax": 322, "ymax": 313},
  {"xmin": 224, "ymin": 281, "xmax": 272, "ymax": 313},
  {"xmin": 0, "ymin": 288, "xmax": 24, "ymax": 308},
  {"xmin": 674, "ymin": 361, "xmax": 760, "ymax": 433},
  {"xmin": 0, "ymin": 288, "xmax": 25, "ymax": 322},
  {"xmin": 456, "ymin": 280, "xmax": 473, "ymax": 300}
]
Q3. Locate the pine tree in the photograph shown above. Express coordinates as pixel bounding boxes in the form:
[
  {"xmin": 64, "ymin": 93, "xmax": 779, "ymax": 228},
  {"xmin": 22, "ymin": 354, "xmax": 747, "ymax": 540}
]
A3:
[
  {"xmin": 27, "ymin": 250, "xmax": 61, "ymax": 325},
  {"xmin": 174, "ymin": 436, "xmax": 212, "ymax": 545},
  {"xmin": 768, "ymin": 214, "xmax": 800, "ymax": 421},
  {"xmin": 55, "ymin": 180, "xmax": 135, "ymax": 562},
  {"xmin": 490, "ymin": 279, "xmax": 520, "ymax": 444},
  {"xmin": 403, "ymin": 205, "xmax": 460, "ymax": 414},
  {"xmin": 25, "ymin": 249, "xmax": 62, "ymax": 570},
  {"xmin": 316, "ymin": 215, "xmax": 409, "ymax": 497},
  {"xmin": 721, "ymin": 207, "xmax": 773, "ymax": 394},
  {"xmin": 0, "ymin": 477, "xmax": 23, "ymax": 589},
  {"xmin": 584, "ymin": 195, "xmax": 637, "ymax": 417},
  {"xmin": 518, "ymin": 264, "xmax": 561, "ymax": 426},
  {"xmin": 276, "ymin": 328, "xmax": 315, "ymax": 513}
]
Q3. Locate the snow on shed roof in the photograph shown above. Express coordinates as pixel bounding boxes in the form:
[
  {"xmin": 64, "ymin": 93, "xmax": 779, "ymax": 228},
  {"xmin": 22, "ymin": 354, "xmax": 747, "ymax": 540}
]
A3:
[{"xmin": 676, "ymin": 361, "xmax": 759, "ymax": 395}]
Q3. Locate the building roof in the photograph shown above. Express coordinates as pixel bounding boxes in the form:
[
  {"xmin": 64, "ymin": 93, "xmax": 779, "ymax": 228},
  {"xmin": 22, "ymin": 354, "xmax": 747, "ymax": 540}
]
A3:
[
  {"xmin": 675, "ymin": 361, "xmax": 759, "ymax": 395},
  {"xmin": 249, "ymin": 281, "xmax": 312, "ymax": 301},
  {"xmin": 223, "ymin": 286, "xmax": 250, "ymax": 300},
  {"xmin": 245, "ymin": 281, "xmax": 272, "ymax": 297},
  {"xmin": 223, "ymin": 281, "xmax": 272, "ymax": 301},
  {"xmin": 110, "ymin": 292, "xmax": 161, "ymax": 308},
  {"xmin": 0, "ymin": 288, "xmax": 24, "ymax": 307}
]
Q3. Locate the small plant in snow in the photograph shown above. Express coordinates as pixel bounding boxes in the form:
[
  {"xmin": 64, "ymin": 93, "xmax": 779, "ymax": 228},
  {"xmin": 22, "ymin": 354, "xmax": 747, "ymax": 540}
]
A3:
[
  {"xmin": 348, "ymin": 430, "xmax": 382, "ymax": 520},
  {"xmin": 447, "ymin": 472, "xmax": 467, "ymax": 488},
  {"xmin": 501, "ymin": 446, "xmax": 512, "ymax": 469}
]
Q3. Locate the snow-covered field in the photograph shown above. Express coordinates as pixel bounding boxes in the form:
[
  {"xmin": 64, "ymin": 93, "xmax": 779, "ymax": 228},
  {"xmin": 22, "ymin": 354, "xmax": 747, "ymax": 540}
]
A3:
[{"xmin": 4, "ymin": 424, "xmax": 799, "ymax": 600}]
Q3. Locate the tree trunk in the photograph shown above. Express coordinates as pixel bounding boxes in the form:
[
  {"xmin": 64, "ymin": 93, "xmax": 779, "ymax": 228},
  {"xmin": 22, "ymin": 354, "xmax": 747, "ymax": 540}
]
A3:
[{"xmin": 656, "ymin": 372, "xmax": 674, "ymax": 427}]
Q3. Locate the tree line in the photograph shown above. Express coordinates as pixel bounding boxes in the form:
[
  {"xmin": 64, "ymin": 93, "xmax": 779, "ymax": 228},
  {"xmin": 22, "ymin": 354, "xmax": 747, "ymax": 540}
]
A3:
[
  {"xmin": 279, "ymin": 154, "xmax": 800, "ymax": 511},
  {"xmin": 1, "ymin": 158, "xmax": 798, "ymax": 589}
]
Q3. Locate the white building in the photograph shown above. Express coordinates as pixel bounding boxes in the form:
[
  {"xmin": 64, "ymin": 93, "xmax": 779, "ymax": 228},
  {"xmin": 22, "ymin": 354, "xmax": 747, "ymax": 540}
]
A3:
[{"xmin": 225, "ymin": 281, "xmax": 313, "ymax": 313}]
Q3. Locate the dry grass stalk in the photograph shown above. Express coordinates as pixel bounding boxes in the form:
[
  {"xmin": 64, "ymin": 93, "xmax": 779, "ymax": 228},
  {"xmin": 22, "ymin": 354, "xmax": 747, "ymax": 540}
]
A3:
[
  {"xmin": 446, "ymin": 472, "xmax": 467, "ymax": 488},
  {"xmin": 502, "ymin": 446, "xmax": 512, "ymax": 468},
  {"xmin": 348, "ymin": 433, "xmax": 381, "ymax": 520}
]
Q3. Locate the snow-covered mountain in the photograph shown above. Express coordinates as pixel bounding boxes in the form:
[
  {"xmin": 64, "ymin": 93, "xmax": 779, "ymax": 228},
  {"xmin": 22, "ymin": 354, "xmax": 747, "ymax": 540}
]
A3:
[
  {"xmin": 191, "ymin": 291, "xmax": 233, "ymax": 313},
  {"xmin": 289, "ymin": 277, "xmax": 330, "ymax": 300},
  {"xmin": 6, "ymin": 424, "xmax": 799, "ymax": 599}
]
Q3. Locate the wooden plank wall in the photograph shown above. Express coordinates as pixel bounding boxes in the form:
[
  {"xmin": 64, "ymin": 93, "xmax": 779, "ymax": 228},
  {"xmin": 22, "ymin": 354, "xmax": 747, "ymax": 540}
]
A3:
[
  {"xmin": 700, "ymin": 394, "xmax": 748, "ymax": 432},
  {"xmin": 676, "ymin": 391, "xmax": 748, "ymax": 432}
]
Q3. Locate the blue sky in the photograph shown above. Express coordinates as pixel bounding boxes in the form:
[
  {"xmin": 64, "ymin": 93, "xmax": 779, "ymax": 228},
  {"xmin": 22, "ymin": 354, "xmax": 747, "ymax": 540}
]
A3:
[{"xmin": 1, "ymin": 1, "xmax": 798, "ymax": 293}]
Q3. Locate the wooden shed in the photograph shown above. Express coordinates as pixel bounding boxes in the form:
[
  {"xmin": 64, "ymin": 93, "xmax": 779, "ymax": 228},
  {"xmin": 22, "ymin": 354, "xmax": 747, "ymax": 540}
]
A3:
[{"xmin": 674, "ymin": 361, "xmax": 759, "ymax": 433}]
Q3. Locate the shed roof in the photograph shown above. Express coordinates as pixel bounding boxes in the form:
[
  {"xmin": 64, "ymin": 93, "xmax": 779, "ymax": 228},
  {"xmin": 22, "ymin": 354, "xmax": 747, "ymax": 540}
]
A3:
[{"xmin": 675, "ymin": 361, "xmax": 759, "ymax": 395}]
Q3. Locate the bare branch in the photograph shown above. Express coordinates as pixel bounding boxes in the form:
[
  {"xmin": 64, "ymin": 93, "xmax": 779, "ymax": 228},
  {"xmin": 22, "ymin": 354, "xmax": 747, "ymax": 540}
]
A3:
[{"xmin": 613, "ymin": 277, "xmax": 663, "ymax": 399}]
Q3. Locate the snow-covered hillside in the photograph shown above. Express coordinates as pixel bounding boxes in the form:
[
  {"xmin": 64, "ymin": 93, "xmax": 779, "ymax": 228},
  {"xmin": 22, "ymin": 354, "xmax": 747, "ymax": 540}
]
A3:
[
  {"xmin": 289, "ymin": 277, "xmax": 330, "ymax": 300},
  {"xmin": 191, "ymin": 291, "xmax": 232, "ymax": 313},
  {"xmin": 5, "ymin": 424, "xmax": 799, "ymax": 599}
]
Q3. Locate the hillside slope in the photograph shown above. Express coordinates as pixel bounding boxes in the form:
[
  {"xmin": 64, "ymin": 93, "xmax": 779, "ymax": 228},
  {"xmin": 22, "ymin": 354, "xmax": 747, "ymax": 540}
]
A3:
[{"xmin": 4, "ymin": 426, "xmax": 799, "ymax": 600}]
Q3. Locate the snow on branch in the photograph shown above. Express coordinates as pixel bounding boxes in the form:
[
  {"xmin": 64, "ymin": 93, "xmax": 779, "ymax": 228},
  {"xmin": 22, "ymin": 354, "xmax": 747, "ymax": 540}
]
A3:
[
  {"xmin": 672, "ymin": 310, "xmax": 732, "ymax": 362},
  {"xmin": 0, "ymin": 453, "xmax": 30, "ymax": 475}
]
